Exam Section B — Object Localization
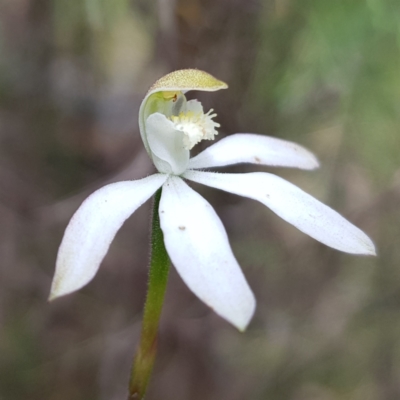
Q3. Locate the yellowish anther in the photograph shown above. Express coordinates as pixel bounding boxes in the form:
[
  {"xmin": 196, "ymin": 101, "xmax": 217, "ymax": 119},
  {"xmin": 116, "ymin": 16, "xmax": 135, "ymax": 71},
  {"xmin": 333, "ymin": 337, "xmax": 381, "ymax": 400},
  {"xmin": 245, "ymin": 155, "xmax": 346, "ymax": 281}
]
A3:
[{"xmin": 162, "ymin": 91, "xmax": 180, "ymax": 101}]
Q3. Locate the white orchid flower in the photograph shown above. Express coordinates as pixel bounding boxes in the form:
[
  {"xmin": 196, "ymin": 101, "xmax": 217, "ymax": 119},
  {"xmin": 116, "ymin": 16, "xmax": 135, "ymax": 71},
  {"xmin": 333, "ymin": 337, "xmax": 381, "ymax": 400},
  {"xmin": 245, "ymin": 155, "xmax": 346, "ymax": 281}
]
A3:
[{"xmin": 50, "ymin": 69, "xmax": 376, "ymax": 331}]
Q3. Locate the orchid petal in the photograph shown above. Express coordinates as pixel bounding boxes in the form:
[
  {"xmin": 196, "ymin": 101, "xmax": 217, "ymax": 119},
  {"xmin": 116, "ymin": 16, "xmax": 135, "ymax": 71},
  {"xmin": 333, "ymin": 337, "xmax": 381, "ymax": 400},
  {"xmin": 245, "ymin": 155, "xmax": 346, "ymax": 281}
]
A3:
[
  {"xmin": 188, "ymin": 133, "xmax": 319, "ymax": 170},
  {"xmin": 146, "ymin": 112, "xmax": 189, "ymax": 174},
  {"xmin": 184, "ymin": 171, "xmax": 376, "ymax": 256},
  {"xmin": 49, "ymin": 174, "xmax": 168, "ymax": 300},
  {"xmin": 159, "ymin": 176, "xmax": 255, "ymax": 330}
]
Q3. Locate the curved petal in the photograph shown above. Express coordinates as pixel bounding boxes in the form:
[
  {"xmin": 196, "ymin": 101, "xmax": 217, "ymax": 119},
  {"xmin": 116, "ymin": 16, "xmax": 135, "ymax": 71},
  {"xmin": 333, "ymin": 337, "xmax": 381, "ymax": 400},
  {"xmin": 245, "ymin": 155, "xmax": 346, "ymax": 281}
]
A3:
[
  {"xmin": 184, "ymin": 171, "xmax": 376, "ymax": 256},
  {"xmin": 159, "ymin": 176, "xmax": 255, "ymax": 330},
  {"xmin": 50, "ymin": 174, "xmax": 167, "ymax": 300},
  {"xmin": 146, "ymin": 112, "xmax": 189, "ymax": 174},
  {"xmin": 187, "ymin": 133, "xmax": 319, "ymax": 170}
]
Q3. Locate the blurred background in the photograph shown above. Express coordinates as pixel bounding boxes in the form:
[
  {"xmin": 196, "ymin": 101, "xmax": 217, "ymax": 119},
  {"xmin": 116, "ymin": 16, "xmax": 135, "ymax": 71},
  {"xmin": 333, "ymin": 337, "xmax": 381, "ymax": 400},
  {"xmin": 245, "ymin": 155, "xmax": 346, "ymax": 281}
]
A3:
[{"xmin": 1, "ymin": 0, "xmax": 400, "ymax": 399}]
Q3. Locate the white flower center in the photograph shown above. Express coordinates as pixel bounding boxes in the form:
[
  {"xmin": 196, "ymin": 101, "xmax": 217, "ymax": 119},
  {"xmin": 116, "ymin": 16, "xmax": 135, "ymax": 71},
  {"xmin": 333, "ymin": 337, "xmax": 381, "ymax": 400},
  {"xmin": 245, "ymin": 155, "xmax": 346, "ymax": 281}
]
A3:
[{"xmin": 169, "ymin": 107, "xmax": 220, "ymax": 150}]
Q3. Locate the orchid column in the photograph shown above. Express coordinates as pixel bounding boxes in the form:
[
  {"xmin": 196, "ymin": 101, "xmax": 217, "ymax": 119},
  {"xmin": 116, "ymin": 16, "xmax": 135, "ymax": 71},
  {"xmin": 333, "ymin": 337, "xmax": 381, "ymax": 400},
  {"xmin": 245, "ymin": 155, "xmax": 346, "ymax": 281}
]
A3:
[{"xmin": 49, "ymin": 69, "xmax": 375, "ymax": 400}]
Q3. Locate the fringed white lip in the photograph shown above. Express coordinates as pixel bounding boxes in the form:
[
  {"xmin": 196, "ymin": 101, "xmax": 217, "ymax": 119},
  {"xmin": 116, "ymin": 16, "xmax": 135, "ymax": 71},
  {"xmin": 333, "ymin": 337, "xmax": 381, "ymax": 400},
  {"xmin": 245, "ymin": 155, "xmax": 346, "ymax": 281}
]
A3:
[{"xmin": 169, "ymin": 100, "xmax": 220, "ymax": 150}]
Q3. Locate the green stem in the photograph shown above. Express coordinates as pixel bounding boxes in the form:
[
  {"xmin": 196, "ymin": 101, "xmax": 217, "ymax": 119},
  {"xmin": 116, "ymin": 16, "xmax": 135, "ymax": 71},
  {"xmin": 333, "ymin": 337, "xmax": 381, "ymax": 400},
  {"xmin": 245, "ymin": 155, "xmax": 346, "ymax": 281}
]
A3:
[{"xmin": 128, "ymin": 188, "xmax": 170, "ymax": 399}]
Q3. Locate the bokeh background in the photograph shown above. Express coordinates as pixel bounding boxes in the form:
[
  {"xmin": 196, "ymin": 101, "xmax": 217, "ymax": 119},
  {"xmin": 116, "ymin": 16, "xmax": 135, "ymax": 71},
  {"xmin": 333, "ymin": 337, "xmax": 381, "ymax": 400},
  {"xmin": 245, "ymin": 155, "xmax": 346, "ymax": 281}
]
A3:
[{"xmin": 1, "ymin": 0, "xmax": 400, "ymax": 399}]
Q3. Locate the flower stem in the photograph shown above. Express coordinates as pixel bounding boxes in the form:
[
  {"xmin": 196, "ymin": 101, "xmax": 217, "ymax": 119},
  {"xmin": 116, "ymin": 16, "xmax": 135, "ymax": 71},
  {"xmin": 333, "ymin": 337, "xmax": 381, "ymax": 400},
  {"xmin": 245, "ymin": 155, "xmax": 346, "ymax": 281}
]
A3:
[{"xmin": 128, "ymin": 188, "xmax": 170, "ymax": 399}]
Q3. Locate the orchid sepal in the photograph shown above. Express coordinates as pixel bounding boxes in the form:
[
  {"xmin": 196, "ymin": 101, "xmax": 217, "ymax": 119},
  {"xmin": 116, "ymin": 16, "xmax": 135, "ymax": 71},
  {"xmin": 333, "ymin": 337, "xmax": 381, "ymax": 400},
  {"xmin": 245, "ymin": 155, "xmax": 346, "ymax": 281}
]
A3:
[{"xmin": 49, "ymin": 174, "xmax": 167, "ymax": 301}]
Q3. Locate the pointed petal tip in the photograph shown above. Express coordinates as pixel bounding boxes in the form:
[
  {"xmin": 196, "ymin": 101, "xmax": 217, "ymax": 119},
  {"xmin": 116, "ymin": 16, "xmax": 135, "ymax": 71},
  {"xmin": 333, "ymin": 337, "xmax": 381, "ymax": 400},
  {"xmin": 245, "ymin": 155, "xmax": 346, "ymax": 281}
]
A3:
[
  {"xmin": 340, "ymin": 234, "xmax": 376, "ymax": 257},
  {"xmin": 352, "ymin": 232, "xmax": 376, "ymax": 256},
  {"xmin": 48, "ymin": 284, "xmax": 70, "ymax": 302},
  {"xmin": 310, "ymin": 156, "xmax": 320, "ymax": 170},
  {"xmin": 48, "ymin": 287, "xmax": 64, "ymax": 302},
  {"xmin": 236, "ymin": 318, "xmax": 252, "ymax": 333},
  {"xmin": 224, "ymin": 313, "xmax": 252, "ymax": 332},
  {"xmin": 229, "ymin": 295, "xmax": 256, "ymax": 332},
  {"xmin": 48, "ymin": 282, "xmax": 58, "ymax": 302},
  {"xmin": 301, "ymin": 152, "xmax": 319, "ymax": 170},
  {"xmin": 363, "ymin": 240, "xmax": 377, "ymax": 257}
]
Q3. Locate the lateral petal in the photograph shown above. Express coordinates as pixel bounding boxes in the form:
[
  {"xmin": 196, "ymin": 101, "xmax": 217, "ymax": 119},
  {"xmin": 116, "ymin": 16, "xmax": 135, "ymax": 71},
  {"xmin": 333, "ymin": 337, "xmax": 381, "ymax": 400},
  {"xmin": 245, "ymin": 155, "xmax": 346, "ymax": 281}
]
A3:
[
  {"xmin": 50, "ymin": 174, "xmax": 167, "ymax": 300},
  {"xmin": 159, "ymin": 176, "xmax": 255, "ymax": 330},
  {"xmin": 184, "ymin": 171, "xmax": 376, "ymax": 256},
  {"xmin": 146, "ymin": 112, "xmax": 189, "ymax": 174},
  {"xmin": 188, "ymin": 133, "xmax": 319, "ymax": 170}
]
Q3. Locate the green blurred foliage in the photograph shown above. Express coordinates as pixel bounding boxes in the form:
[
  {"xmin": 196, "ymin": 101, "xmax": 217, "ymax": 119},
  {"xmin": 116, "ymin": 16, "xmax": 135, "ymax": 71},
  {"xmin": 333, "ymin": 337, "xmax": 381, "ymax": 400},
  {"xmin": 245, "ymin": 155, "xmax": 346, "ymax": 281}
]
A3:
[{"xmin": 251, "ymin": 0, "xmax": 400, "ymax": 184}]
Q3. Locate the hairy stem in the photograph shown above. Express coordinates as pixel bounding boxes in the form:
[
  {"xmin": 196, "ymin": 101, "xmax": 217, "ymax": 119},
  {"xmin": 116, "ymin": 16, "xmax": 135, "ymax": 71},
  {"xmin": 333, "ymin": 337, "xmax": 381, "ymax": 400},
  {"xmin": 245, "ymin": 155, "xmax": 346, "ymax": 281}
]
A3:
[{"xmin": 128, "ymin": 188, "xmax": 170, "ymax": 399}]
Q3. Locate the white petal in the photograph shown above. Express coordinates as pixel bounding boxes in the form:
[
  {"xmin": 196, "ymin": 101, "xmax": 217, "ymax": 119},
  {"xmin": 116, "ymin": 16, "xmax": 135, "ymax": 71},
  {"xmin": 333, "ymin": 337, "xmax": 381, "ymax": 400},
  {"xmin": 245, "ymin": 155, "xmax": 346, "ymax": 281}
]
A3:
[
  {"xmin": 184, "ymin": 171, "xmax": 376, "ymax": 256},
  {"xmin": 146, "ymin": 112, "xmax": 189, "ymax": 174},
  {"xmin": 159, "ymin": 176, "xmax": 255, "ymax": 330},
  {"xmin": 188, "ymin": 133, "xmax": 319, "ymax": 170},
  {"xmin": 50, "ymin": 174, "xmax": 167, "ymax": 300}
]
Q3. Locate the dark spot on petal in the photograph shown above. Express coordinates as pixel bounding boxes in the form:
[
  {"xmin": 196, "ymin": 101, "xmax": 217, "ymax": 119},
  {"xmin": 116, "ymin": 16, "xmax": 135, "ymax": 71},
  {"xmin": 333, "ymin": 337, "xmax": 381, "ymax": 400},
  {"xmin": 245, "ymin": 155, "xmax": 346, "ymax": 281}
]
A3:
[
  {"xmin": 254, "ymin": 156, "xmax": 261, "ymax": 163},
  {"xmin": 179, "ymin": 226, "xmax": 186, "ymax": 230},
  {"xmin": 265, "ymin": 193, "xmax": 270, "ymax": 198},
  {"xmin": 161, "ymin": 210, "xmax": 165, "ymax": 213}
]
